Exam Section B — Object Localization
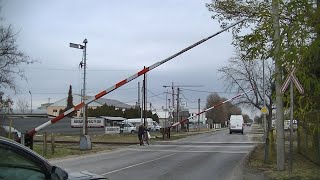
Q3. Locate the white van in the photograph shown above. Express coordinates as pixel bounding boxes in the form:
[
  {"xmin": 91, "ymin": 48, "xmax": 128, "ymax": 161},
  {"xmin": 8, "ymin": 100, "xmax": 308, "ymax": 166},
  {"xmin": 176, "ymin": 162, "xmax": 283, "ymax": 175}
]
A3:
[
  {"xmin": 229, "ymin": 115, "xmax": 244, "ymax": 134},
  {"xmin": 125, "ymin": 118, "xmax": 161, "ymax": 131}
]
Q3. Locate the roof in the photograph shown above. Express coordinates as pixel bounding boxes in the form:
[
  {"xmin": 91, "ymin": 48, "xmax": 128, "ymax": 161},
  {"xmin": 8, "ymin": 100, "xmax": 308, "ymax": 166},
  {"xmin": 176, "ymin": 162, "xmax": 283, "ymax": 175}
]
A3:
[
  {"xmin": 95, "ymin": 98, "xmax": 132, "ymax": 109},
  {"xmin": 101, "ymin": 116, "xmax": 127, "ymax": 121},
  {"xmin": 49, "ymin": 94, "xmax": 101, "ymax": 107},
  {"xmin": 48, "ymin": 94, "xmax": 131, "ymax": 109},
  {"xmin": 155, "ymin": 111, "xmax": 170, "ymax": 119}
]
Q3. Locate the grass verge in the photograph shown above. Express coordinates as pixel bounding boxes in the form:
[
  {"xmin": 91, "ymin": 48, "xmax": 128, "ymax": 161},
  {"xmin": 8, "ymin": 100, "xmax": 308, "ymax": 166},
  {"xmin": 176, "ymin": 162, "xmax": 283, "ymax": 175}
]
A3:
[{"xmin": 246, "ymin": 143, "xmax": 320, "ymax": 180}]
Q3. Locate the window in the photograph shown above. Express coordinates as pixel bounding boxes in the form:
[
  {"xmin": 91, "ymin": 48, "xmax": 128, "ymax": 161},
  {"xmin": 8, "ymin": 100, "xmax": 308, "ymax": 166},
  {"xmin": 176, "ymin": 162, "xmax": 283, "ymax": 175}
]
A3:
[
  {"xmin": 53, "ymin": 110, "xmax": 57, "ymax": 112},
  {"xmin": 0, "ymin": 145, "xmax": 46, "ymax": 180}
]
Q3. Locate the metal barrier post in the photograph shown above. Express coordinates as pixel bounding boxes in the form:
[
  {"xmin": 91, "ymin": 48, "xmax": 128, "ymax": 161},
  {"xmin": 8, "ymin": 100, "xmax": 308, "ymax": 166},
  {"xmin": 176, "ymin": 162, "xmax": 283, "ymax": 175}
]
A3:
[{"xmin": 21, "ymin": 133, "xmax": 25, "ymax": 146}]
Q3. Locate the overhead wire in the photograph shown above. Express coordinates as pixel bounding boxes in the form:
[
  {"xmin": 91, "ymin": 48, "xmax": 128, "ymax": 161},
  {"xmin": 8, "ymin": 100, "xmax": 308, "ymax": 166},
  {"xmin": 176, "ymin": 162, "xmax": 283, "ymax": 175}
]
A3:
[{"xmin": 180, "ymin": 88, "xmax": 238, "ymax": 94}]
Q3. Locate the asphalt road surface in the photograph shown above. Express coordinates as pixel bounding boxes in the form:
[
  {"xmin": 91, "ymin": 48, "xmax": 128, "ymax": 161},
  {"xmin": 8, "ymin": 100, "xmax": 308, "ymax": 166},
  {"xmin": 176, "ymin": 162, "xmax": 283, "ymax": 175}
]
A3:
[{"xmin": 51, "ymin": 127, "xmax": 255, "ymax": 180}]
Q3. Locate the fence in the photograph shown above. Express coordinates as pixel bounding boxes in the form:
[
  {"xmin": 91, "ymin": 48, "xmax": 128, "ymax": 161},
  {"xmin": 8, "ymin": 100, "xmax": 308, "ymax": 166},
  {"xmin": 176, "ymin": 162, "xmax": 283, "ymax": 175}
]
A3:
[{"xmin": 298, "ymin": 111, "xmax": 320, "ymax": 165}]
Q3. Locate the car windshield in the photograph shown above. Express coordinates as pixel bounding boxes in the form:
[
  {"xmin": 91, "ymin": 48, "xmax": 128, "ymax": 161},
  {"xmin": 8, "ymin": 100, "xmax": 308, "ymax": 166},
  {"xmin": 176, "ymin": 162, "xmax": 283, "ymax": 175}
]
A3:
[{"xmin": 0, "ymin": 144, "xmax": 45, "ymax": 180}]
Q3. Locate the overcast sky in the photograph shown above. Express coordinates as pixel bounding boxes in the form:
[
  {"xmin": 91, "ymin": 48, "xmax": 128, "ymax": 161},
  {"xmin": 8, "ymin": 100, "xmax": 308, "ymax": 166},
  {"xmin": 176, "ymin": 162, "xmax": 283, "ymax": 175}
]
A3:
[{"xmin": 2, "ymin": 0, "xmax": 254, "ymax": 115}]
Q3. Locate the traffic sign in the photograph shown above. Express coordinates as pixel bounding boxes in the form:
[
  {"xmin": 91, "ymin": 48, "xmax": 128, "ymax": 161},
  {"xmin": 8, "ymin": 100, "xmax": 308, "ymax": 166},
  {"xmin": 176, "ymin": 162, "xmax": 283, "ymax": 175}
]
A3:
[
  {"xmin": 280, "ymin": 67, "xmax": 304, "ymax": 94},
  {"xmin": 261, "ymin": 106, "xmax": 268, "ymax": 114},
  {"xmin": 69, "ymin": 43, "xmax": 84, "ymax": 49}
]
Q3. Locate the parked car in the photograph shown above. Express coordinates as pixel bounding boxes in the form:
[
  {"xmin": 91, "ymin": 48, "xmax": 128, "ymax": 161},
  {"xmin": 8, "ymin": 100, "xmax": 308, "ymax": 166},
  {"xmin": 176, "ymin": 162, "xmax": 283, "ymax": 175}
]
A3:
[
  {"xmin": 229, "ymin": 115, "xmax": 244, "ymax": 134},
  {"xmin": 0, "ymin": 137, "xmax": 107, "ymax": 180},
  {"xmin": 0, "ymin": 126, "xmax": 22, "ymax": 141},
  {"xmin": 119, "ymin": 122, "xmax": 137, "ymax": 134},
  {"xmin": 124, "ymin": 118, "xmax": 161, "ymax": 131}
]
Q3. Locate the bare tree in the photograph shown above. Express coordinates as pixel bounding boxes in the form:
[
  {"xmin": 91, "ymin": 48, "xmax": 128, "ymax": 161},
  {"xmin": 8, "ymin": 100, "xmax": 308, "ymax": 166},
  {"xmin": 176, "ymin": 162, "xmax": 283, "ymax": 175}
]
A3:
[
  {"xmin": 206, "ymin": 93, "xmax": 242, "ymax": 126},
  {"xmin": 0, "ymin": 25, "xmax": 34, "ymax": 92},
  {"xmin": 16, "ymin": 99, "xmax": 29, "ymax": 113},
  {"xmin": 218, "ymin": 50, "xmax": 275, "ymax": 124}
]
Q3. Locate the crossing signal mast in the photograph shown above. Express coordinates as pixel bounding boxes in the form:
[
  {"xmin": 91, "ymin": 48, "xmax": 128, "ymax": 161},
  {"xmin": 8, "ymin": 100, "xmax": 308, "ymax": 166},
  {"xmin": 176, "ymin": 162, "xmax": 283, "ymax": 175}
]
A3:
[{"xmin": 20, "ymin": 19, "xmax": 247, "ymax": 147}]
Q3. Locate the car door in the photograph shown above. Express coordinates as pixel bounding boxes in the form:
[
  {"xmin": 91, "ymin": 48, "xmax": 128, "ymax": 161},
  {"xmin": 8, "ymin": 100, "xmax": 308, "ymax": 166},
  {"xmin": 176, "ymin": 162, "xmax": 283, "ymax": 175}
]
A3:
[{"xmin": 0, "ymin": 139, "xmax": 53, "ymax": 180}]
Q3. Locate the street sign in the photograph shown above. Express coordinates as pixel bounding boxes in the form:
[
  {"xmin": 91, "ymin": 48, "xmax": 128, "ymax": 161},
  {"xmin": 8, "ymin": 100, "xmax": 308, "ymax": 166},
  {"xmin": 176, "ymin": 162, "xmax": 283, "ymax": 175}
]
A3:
[
  {"xmin": 280, "ymin": 67, "xmax": 304, "ymax": 94},
  {"xmin": 261, "ymin": 106, "xmax": 268, "ymax": 114},
  {"xmin": 69, "ymin": 43, "xmax": 84, "ymax": 49}
]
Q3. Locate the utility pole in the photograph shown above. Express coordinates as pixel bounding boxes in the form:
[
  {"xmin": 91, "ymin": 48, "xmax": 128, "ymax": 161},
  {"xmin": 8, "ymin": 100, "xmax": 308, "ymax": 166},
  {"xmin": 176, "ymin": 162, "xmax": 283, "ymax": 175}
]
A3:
[
  {"xmin": 272, "ymin": 0, "xmax": 285, "ymax": 170},
  {"xmin": 172, "ymin": 82, "xmax": 175, "ymax": 123},
  {"xmin": 165, "ymin": 90, "xmax": 168, "ymax": 128},
  {"xmin": 83, "ymin": 39, "xmax": 88, "ymax": 136},
  {"xmin": 168, "ymin": 98, "xmax": 171, "ymax": 125},
  {"xmin": 141, "ymin": 81, "xmax": 144, "ymax": 125},
  {"xmin": 143, "ymin": 66, "xmax": 147, "ymax": 127},
  {"xmin": 70, "ymin": 38, "xmax": 91, "ymax": 150},
  {"xmin": 198, "ymin": 98, "xmax": 200, "ymax": 131},
  {"xmin": 177, "ymin": 88, "xmax": 180, "ymax": 132},
  {"xmin": 163, "ymin": 84, "xmax": 203, "ymax": 127},
  {"xmin": 138, "ymin": 82, "xmax": 140, "ymax": 107}
]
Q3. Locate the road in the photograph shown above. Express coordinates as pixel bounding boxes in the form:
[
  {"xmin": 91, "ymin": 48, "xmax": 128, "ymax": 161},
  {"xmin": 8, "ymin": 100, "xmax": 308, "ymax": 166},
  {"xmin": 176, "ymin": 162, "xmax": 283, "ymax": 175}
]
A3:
[{"xmin": 51, "ymin": 127, "xmax": 255, "ymax": 180}]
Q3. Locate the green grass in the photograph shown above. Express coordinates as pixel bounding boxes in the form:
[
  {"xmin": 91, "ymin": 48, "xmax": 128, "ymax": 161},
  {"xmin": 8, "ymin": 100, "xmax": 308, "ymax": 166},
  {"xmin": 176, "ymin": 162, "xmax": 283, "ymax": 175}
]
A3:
[
  {"xmin": 33, "ymin": 142, "xmax": 121, "ymax": 159},
  {"xmin": 247, "ymin": 143, "xmax": 320, "ymax": 180}
]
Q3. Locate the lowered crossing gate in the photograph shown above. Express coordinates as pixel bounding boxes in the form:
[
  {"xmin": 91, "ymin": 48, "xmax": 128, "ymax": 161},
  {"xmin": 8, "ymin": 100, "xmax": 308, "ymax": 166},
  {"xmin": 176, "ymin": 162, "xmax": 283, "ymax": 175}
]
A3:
[{"xmin": 20, "ymin": 19, "xmax": 247, "ymax": 147}]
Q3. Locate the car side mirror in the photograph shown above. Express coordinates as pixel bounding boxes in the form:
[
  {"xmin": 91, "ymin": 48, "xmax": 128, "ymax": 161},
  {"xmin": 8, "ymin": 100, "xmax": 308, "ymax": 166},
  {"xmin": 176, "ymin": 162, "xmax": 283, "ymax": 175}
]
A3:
[{"xmin": 51, "ymin": 166, "xmax": 68, "ymax": 180}]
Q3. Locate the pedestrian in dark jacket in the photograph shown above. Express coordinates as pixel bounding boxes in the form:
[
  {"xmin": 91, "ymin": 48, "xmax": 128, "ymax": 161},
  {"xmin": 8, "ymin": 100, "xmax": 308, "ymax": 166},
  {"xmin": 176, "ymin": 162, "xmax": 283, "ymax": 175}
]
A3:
[{"xmin": 138, "ymin": 125, "xmax": 145, "ymax": 146}]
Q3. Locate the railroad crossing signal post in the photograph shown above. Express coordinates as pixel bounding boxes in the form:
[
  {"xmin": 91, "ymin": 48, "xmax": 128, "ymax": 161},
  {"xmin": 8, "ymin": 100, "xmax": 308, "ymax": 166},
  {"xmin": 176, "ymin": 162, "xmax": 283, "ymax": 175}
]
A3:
[
  {"xmin": 70, "ymin": 39, "xmax": 91, "ymax": 150},
  {"xmin": 280, "ymin": 66, "xmax": 304, "ymax": 174}
]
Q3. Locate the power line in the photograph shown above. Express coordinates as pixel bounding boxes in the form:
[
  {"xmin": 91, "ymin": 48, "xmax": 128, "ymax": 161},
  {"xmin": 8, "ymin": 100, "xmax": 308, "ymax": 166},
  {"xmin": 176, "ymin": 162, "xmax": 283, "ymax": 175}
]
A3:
[
  {"xmin": 180, "ymin": 92, "xmax": 196, "ymax": 103},
  {"xmin": 28, "ymin": 67, "xmax": 134, "ymax": 72},
  {"xmin": 146, "ymin": 89, "xmax": 166, "ymax": 100},
  {"xmin": 180, "ymin": 88, "xmax": 238, "ymax": 94}
]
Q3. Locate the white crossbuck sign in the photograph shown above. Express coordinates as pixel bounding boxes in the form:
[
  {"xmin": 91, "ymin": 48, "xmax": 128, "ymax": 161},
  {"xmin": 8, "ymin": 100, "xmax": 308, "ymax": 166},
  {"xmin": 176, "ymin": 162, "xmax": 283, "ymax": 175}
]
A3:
[{"xmin": 280, "ymin": 67, "xmax": 304, "ymax": 94}]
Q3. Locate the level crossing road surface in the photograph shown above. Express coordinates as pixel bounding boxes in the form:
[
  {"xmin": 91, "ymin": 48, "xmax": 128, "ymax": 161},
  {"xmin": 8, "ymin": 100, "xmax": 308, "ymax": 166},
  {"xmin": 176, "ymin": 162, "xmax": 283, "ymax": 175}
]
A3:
[{"xmin": 51, "ymin": 127, "xmax": 255, "ymax": 180}]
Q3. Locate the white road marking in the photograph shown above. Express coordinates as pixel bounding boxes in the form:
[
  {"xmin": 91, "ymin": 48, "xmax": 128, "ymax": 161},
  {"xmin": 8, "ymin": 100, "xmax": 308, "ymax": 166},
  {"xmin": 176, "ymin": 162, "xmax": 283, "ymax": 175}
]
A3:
[
  {"xmin": 101, "ymin": 153, "xmax": 176, "ymax": 176},
  {"xmin": 126, "ymin": 148, "xmax": 250, "ymax": 154},
  {"xmin": 159, "ymin": 141, "xmax": 255, "ymax": 144},
  {"xmin": 150, "ymin": 144, "xmax": 254, "ymax": 148}
]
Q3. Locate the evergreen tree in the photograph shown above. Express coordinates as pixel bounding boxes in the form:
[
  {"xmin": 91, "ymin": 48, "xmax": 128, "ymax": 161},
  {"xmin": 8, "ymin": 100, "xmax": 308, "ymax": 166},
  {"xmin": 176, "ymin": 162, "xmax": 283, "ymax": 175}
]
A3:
[{"xmin": 64, "ymin": 85, "xmax": 75, "ymax": 117}]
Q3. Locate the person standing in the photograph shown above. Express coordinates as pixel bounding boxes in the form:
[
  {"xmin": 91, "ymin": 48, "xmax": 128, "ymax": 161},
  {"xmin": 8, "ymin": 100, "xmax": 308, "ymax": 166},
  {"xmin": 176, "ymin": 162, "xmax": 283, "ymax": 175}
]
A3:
[{"xmin": 138, "ymin": 124, "xmax": 145, "ymax": 146}]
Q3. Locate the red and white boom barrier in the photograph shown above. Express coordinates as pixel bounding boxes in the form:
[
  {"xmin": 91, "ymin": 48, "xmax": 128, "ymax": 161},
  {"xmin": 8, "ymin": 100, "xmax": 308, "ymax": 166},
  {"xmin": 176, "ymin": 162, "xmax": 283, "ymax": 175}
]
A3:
[
  {"xmin": 171, "ymin": 89, "xmax": 253, "ymax": 127},
  {"xmin": 26, "ymin": 19, "xmax": 246, "ymax": 138}
]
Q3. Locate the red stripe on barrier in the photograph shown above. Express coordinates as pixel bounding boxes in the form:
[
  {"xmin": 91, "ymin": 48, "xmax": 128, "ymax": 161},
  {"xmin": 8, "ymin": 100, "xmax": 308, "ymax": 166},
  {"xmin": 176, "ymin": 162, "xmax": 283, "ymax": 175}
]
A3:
[
  {"xmin": 138, "ymin": 68, "xmax": 149, "ymax": 76},
  {"xmin": 95, "ymin": 91, "xmax": 107, "ymax": 100},
  {"xmin": 51, "ymin": 114, "xmax": 65, "ymax": 124},
  {"xmin": 74, "ymin": 102, "xmax": 85, "ymax": 111},
  {"xmin": 116, "ymin": 79, "xmax": 127, "ymax": 88},
  {"xmin": 28, "ymin": 129, "xmax": 37, "ymax": 137}
]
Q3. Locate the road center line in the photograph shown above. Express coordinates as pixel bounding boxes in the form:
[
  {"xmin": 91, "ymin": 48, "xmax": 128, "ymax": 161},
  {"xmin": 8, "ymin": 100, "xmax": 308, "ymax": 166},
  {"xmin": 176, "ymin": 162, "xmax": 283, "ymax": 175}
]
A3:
[
  {"xmin": 150, "ymin": 145, "xmax": 254, "ymax": 148},
  {"xmin": 126, "ymin": 148, "xmax": 249, "ymax": 154},
  {"xmin": 101, "ymin": 153, "xmax": 176, "ymax": 176}
]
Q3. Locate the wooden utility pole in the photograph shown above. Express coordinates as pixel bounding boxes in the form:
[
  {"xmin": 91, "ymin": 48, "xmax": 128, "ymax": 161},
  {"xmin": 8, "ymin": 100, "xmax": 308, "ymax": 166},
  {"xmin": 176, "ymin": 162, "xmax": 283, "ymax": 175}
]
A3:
[
  {"xmin": 138, "ymin": 82, "xmax": 140, "ymax": 107},
  {"xmin": 272, "ymin": 0, "xmax": 285, "ymax": 170},
  {"xmin": 143, "ymin": 74, "xmax": 147, "ymax": 127},
  {"xmin": 172, "ymin": 82, "xmax": 175, "ymax": 123},
  {"xmin": 198, "ymin": 99, "xmax": 201, "ymax": 131},
  {"xmin": 177, "ymin": 88, "xmax": 180, "ymax": 132}
]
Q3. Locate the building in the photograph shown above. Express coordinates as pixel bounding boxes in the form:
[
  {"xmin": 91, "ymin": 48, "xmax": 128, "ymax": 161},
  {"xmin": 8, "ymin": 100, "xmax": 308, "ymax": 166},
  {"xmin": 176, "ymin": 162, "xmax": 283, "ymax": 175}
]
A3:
[{"xmin": 47, "ymin": 94, "xmax": 132, "ymax": 116}]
